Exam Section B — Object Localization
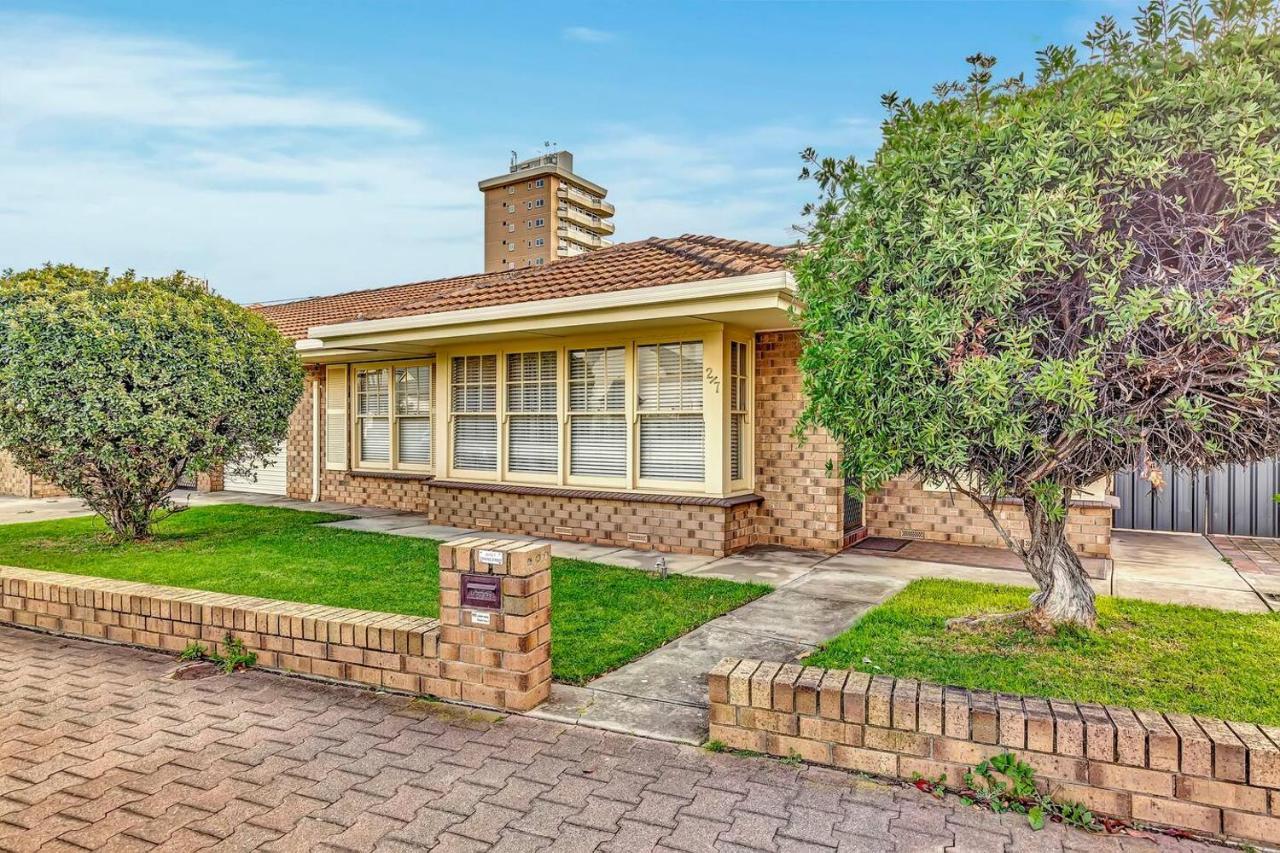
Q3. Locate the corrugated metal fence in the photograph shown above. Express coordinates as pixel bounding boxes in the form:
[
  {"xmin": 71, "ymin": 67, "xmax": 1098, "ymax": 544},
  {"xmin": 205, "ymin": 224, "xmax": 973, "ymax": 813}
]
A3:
[{"xmin": 1113, "ymin": 457, "xmax": 1280, "ymax": 537}]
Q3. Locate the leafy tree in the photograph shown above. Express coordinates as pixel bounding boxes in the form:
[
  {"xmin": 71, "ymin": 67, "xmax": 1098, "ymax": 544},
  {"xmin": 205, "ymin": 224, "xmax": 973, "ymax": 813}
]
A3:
[
  {"xmin": 795, "ymin": 1, "xmax": 1280, "ymax": 628},
  {"xmin": 0, "ymin": 265, "xmax": 303, "ymax": 540}
]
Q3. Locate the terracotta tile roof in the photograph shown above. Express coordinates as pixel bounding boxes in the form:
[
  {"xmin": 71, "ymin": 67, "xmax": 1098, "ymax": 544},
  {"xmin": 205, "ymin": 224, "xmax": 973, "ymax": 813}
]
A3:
[{"xmin": 252, "ymin": 234, "xmax": 793, "ymax": 340}]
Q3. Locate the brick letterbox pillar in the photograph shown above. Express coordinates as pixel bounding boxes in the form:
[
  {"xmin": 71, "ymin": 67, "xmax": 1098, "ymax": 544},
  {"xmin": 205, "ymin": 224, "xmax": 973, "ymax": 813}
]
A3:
[{"xmin": 437, "ymin": 537, "xmax": 552, "ymax": 712}]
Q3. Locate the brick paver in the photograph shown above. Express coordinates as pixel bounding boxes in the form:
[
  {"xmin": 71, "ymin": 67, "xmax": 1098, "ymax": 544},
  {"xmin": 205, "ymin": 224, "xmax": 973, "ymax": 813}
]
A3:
[{"xmin": 0, "ymin": 627, "xmax": 1224, "ymax": 852}]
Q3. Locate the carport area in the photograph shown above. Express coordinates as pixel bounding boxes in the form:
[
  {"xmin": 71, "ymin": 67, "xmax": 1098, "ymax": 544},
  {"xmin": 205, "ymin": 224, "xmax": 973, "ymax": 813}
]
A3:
[{"xmin": 1110, "ymin": 529, "xmax": 1277, "ymax": 613}]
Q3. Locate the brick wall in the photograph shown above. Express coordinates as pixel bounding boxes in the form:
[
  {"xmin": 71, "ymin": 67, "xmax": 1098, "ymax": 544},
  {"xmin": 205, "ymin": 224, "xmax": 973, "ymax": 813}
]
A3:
[
  {"xmin": 0, "ymin": 451, "xmax": 30, "ymax": 497},
  {"xmin": 286, "ymin": 368, "xmax": 319, "ymax": 501},
  {"xmin": 865, "ymin": 479, "xmax": 1113, "ymax": 558},
  {"xmin": 323, "ymin": 471, "xmax": 432, "ymax": 513},
  {"xmin": 0, "ymin": 565, "xmax": 438, "ymax": 692},
  {"xmin": 0, "ymin": 450, "xmax": 66, "ymax": 499},
  {"xmin": 430, "ymin": 486, "xmax": 742, "ymax": 556},
  {"xmin": 0, "ymin": 537, "xmax": 552, "ymax": 713},
  {"xmin": 709, "ymin": 658, "xmax": 1280, "ymax": 846},
  {"xmin": 753, "ymin": 331, "xmax": 845, "ymax": 553}
]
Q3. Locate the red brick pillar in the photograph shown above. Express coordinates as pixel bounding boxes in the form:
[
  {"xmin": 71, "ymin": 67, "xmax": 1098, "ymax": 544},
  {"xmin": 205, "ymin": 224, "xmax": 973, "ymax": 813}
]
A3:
[
  {"xmin": 195, "ymin": 467, "xmax": 224, "ymax": 493},
  {"xmin": 437, "ymin": 537, "xmax": 552, "ymax": 712}
]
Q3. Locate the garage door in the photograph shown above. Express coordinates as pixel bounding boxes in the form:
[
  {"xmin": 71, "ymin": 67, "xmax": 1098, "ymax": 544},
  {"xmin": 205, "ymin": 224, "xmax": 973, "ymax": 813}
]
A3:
[
  {"xmin": 1113, "ymin": 456, "xmax": 1280, "ymax": 537},
  {"xmin": 224, "ymin": 443, "xmax": 288, "ymax": 496}
]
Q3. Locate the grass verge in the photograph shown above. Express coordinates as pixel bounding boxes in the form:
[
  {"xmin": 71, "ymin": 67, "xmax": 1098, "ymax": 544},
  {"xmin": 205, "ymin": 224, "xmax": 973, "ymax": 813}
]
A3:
[
  {"xmin": 804, "ymin": 577, "xmax": 1280, "ymax": 726},
  {"xmin": 0, "ymin": 503, "xmax": 768, "ymax": 684}
]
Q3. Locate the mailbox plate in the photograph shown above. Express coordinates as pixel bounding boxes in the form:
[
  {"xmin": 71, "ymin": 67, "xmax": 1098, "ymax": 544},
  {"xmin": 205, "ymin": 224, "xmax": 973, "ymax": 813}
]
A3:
[{"xmin": 460, "ymin": 572, "xmax": 502, "ymax": 611}]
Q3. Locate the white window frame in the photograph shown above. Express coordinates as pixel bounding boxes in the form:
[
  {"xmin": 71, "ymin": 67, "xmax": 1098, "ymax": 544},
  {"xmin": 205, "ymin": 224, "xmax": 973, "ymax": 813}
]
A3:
[{"xmin": 351, "ymin": 359, "xmax": 433, "ymax": 472}]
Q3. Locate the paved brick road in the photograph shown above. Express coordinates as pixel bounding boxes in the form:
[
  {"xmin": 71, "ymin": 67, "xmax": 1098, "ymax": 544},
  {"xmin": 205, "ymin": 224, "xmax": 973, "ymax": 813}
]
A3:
[{"xmin": 0, "ymin": 627, "xmax": 1221, "ymax": 852}]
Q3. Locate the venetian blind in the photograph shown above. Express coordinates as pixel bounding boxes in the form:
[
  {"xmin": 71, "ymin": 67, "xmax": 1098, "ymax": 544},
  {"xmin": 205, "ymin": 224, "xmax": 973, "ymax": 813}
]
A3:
[
  {"xmin": 356, "ymin": 368, "xmax": 390, "ymax": 463},
  {"xmin": 507, "ymin": 351, "xmax": 558, "ymax": 474},
  {"xmin": 452, "ymin": 355, "xmax": 497, "ymax": 470},
  {"xmin": 395, "ymin": 365, "xmax": 431, "ymax": 466},
  {"xmin": 730, "ymin": 341, "xmax": 748, "ymax": 482},
  {"xmin": 568, "ymin": 346, "xmax": 626, "ymax": 478},
  {"xmin": 637, "ymin": 341, "xmax": 704, "ymax": 481}
]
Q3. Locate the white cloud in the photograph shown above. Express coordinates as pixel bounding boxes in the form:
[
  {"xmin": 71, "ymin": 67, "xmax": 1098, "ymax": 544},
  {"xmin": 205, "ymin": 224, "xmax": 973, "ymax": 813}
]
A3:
[
  {"xmin": 575, "ymin": 118, "xmax": 882, "ymax": 247},
  {"xmin": 0, "ymin": 14, "xmax": 416, "ymax": 132},
  {"xmin": 0, "ymin": 12, "xmax": 882, "ymax": 306},
  {"xmin": 0, "ymin": 13, "xmax": 478, "ymax": 303},
  {"xmin": 563, "ymin": 26, "xmax": 616, "ymax": 44}
]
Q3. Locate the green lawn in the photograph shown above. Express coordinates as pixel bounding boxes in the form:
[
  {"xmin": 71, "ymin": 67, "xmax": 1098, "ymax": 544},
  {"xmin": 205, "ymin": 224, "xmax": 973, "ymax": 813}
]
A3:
[
  {"xmin": 0, "ymin": 504, "xmax": 769, "ymax": 684},
  {"xmin": 805, "ymin": 578, "xmax": 1280, "ymax": 726}
]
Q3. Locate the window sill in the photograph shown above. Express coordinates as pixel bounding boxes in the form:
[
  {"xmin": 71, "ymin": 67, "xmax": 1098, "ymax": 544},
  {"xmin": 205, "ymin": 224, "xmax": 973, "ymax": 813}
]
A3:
[
  {"xmin": 429, "ymin": 479, "xmax": 763, "ymax": 508},
  {"xmin": 346, "ymin": 470, "xmax": 436, "ymax": 482}
]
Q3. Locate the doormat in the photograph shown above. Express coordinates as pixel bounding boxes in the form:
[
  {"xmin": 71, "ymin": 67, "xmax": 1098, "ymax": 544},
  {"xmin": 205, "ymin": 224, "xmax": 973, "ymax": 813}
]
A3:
[{"xmin": 855, "ymin": 537, "xmax": 910, "ymax": 553}]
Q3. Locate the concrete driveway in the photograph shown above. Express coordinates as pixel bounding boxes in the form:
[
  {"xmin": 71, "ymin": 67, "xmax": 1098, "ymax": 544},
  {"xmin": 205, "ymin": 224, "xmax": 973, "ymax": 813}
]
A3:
[
  {"xmin": 1110, "ymin": 530, "xmax": 1275, "ymax": 613},
  {"xmin": 0, "ymin": 495, "xmax": 94, "ymax": 525}
]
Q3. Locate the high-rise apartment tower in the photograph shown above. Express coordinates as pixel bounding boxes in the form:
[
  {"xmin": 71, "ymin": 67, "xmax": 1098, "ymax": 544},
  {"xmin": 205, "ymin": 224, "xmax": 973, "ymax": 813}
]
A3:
[{"xmin": 478, "ymin": 150, "xmax": 615, "ymax": 272}]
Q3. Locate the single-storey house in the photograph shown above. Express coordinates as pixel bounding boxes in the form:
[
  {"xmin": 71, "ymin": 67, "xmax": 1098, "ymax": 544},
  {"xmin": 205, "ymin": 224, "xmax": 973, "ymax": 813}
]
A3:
[
  {"xmin": 0, "ymin": 234, "xmax": 1116, "ymax": 557},
  {"xmin": 231, "ymin": 233, "xmax": 1114, "ymax": 559}
]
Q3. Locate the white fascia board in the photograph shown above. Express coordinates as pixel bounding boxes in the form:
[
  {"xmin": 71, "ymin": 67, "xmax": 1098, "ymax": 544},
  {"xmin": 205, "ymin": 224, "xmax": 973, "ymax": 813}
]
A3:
[{"xmin": 306, "ymin": 270, "xmax": 795, "ymax": 341}]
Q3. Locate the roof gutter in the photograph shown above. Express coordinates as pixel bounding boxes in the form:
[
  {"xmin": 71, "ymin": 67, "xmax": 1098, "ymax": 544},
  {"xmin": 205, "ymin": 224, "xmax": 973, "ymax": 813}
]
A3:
[{"xmin": 304, "ymin": 270, "xmax": 796, "ymax": 343}]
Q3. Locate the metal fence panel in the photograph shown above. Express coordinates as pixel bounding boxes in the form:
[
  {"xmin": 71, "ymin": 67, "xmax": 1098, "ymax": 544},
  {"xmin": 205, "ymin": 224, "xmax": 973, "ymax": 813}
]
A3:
[{"xmin": 1114, "ymin": 456, "xmax": 1280, "ymax": 536}]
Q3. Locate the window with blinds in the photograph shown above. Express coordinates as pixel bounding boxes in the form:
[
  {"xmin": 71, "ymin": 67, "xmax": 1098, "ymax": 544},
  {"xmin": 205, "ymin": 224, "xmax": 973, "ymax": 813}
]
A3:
[
  {"xmin": 395, "ymin": 365, "xmax": 431, "ymax": 467},
  {"xmin": 568, "ymin": 346, "xmax": 626, "ymax": 478},
  {"xmin": 452, "ymin": 354, "xmax": 498, "ymax": 471},
  {"xmin": 355, "ymin": 368, "xmax": 390, "ymax": 464},
  {"xmin": 354, "ymin": 363, "xmax": 432, "ymax": 470},
  {"xmin": 730, "ymin": 340, "xmax": 749, "ymax": 482},
  {"xmin": 507, "ymin": 351, "xmax": 557, "ymax": 474},
  {"xmin": 636, "ymin": 341, "xmax": 704, "ymax": 481}
]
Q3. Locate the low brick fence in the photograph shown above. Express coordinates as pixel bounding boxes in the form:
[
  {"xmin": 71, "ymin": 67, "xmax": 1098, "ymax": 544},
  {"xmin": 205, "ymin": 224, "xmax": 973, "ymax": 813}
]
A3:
[
  {"xmin": 709, "ymin": 658, "xmax": 1280, "ymax": 845},
  {"xmin": 0, "ymin": 536, "xmax": 551, "ymax": 713}
]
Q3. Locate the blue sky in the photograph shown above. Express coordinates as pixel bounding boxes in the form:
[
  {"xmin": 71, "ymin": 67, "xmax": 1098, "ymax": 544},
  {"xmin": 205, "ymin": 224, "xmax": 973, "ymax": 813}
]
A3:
[{"xmin": 0, "ymin": 1, "xmax": 1134, "ymax": 304}]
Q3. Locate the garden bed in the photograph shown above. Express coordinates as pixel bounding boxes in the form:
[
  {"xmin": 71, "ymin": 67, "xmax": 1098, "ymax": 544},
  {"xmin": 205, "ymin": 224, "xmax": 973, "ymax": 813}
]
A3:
[
  {"xmin": 804, "ymin": 578, "xmax": 1280, "ymax": 726},
  {"xmin": 0, "ymin": 504, "xmax": 769, "ymax": 684}
]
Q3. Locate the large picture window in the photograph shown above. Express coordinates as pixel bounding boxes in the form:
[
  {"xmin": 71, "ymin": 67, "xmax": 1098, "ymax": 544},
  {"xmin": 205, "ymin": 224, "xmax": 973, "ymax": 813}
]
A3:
[
  {"xmin": 637, "ymin": 341, "xmax": 704, "ymax": 482},
  {"xmin": 451, "ymin": 354, "xmax": 498, "ymax": 471},
  {"xmin": 568, "ymin": 346, "xmax": 626, "ymax": 479},
  {"xmin": 507, "ymin": 351, "xmax": 558, "ymax": 475},
  {"xmin": 338, "ymin": 330, "xmax": 747, "ymax": 494}
]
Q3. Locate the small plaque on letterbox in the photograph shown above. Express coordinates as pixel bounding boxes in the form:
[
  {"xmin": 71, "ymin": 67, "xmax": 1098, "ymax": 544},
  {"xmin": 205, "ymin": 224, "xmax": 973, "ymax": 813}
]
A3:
[{"xmin": 460, "ymin": 572, "xmax": 501, "ymax": 611}]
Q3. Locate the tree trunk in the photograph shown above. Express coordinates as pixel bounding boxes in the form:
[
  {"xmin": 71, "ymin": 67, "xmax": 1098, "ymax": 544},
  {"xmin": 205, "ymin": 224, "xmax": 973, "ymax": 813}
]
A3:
[
  {"xmin": 1021, "ymin": 498, "xmax": 1097, "ymax": 630},
  {"xmin": 104, "ymin": 500, "xmax": 155, "ymax": 541}
]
